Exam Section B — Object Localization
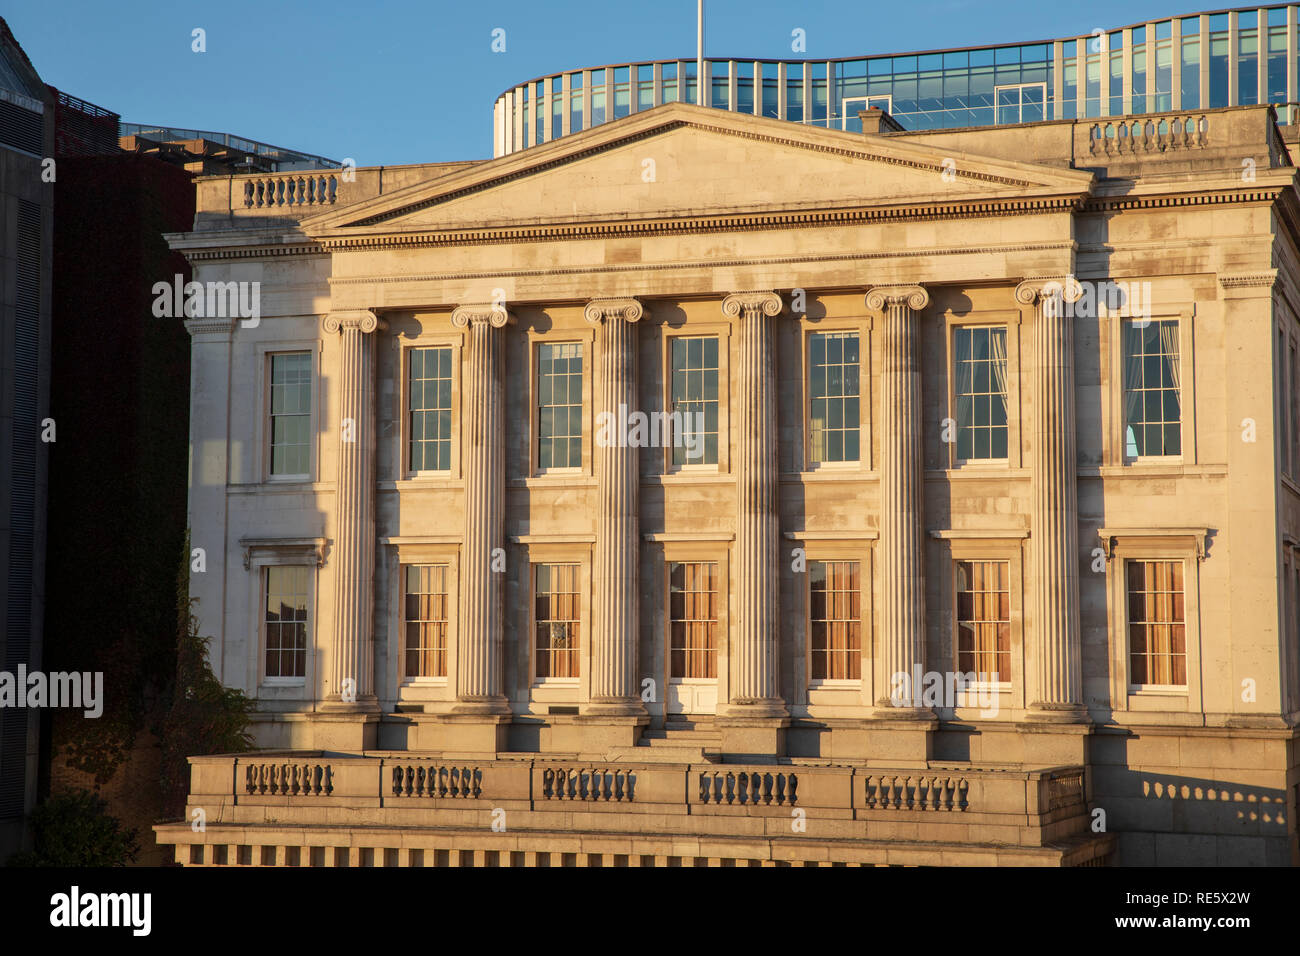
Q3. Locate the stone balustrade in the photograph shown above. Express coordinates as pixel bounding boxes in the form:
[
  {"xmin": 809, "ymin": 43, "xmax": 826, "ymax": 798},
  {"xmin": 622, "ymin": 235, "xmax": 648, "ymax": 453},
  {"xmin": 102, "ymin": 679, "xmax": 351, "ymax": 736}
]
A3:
[
  {"xmin": 1089, "ymin": 114, "xmax": 1209, "ymax": 154},
  {"xmin": 160, "ymin": 753, "xmax": 1108, "ymax": 867},
  {"xmin": 188, "ymin": 752, "xmax": 1087, "ymax": 823},
  {"xmin": 192, "ymin": 159, "xmax": 482, "ymax": 227}
]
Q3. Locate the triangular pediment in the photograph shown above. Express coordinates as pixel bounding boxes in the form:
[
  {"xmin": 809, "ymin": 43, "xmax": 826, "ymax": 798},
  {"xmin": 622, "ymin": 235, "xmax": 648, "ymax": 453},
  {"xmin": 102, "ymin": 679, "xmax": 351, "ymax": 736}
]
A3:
[{"xmin": 303, "ymin": 102, "xmax": 1093, "ymax": 239}]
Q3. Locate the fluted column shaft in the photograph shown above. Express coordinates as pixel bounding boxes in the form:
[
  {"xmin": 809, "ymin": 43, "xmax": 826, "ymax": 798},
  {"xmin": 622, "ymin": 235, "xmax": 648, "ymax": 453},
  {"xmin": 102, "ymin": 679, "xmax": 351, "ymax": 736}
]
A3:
[
  {"xmin": 323, "ymin": 310, "xmax": 384, "ymax": 706},
  {"xmin": 866, "ymin": 286, "xmax": 930, "ymax": 708},
  {"xmin": 453, "ymin": 305, "xmax": 511, "ymax": 711},
  {"xmin": 723, "ymin": 292, "xmax": 785, "ymax": 712},
  {"xmin": 1017, "ymin": 278, "xmax": 1084, "ymax": 713},
  {"xmin": 587, "ymin": 298, "xmax": 644, "ymax": 711}
]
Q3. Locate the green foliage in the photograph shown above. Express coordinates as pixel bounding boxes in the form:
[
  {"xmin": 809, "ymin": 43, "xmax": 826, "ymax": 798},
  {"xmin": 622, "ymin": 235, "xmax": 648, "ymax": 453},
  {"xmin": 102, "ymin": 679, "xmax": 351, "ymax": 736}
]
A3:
[
  {"xmin": 6, "ymin": 790, "xmax": 139, "ymax": 867},
  {"xmin": 157, "ymin": 532, "xmax": 254, "ymax": 817}
]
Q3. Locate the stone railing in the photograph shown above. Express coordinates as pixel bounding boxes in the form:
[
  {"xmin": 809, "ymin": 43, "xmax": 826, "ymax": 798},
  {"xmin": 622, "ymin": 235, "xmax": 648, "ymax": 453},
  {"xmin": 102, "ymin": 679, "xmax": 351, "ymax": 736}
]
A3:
[
  {"xmin": 697, "ymin": 769, "xmax": 798, "ymax": 807},
  {"xmin": 192, "ymin": 160, "xmax": 482, "ymax": 227},
  {"xmin": 244, "ymin": 760, "xmax": 333, "ymax": 797},
  {"xmin": 195, "ymin": 754, "xmax": 1087, "ymax": 820},
  {"xmin": 390, "ymin": 762, "xmax": 482, "ymax": 799},
  {"xmin": 1088, "ymin": 113, "xmax": 1208, "ymax": 155},
  {"xmin": 863, "ymin": 773, "xmax": 968, "ymax": 811},
  {"xmin": 243, "ymin": 172, "xmax": 338, "ymax": 209},
  {"xmin": 540, "ymin": 767, "xmax": 635, "ymax": 802},
  {"xmin": 1044, "ymin": 767, "xmax": 1086, "ymax": 812}
]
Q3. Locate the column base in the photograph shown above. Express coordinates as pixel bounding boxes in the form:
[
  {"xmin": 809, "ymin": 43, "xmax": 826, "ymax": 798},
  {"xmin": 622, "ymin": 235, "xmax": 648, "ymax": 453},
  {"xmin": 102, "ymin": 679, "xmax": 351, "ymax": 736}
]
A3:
[
  {"xmin": 419, "ymin": 713, "xmax": 512, "ymax": 754},
  {"xmin": 856, "ymin": 712, "xmax": 939, "ymax": 766},
  {"xmin": 307, "ymin": 712, "xmax": 380, "ymax": 751},
  {"xmin": 1025, "ymin": 701, "xmax": 1091, "ymax": 723},
  {"xmin": 581, "ymin": 698, "xmax": 648, "ymax": 718},
  {"xmin": 1018, "ymin": 707, "xmax": 1093, "ymax": 764},
  {"xmin": 450, "ymin": 696, "xmax": 512, "ymax": 716},
  {"xmin": 715, "ymin": 706, "xmax": 791, "ymax": 761},
  {"xmin": 549, "ymin": 715, "xmax": 649, "ymax": 752}
]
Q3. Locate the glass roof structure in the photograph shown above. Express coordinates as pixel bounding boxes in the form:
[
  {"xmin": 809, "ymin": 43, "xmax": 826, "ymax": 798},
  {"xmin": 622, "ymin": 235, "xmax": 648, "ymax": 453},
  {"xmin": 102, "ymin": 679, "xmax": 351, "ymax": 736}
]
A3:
[{"xmin": 493, "ymin": 4, "xmax": 1300, "ymax": 156}]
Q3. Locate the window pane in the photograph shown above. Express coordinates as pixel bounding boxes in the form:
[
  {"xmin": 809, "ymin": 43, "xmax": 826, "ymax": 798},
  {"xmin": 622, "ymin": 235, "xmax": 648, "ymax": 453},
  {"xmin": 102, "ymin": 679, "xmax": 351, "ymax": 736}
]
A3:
[
  {"xmin": 403, "ymin": 564, "xmax": 448, "ymax": 678},
  {"xmin": 954, "ymin": 326, "xmax": 1008, "ymax": 461},
  {"xmin": 669, "ymin": 562, "xmax": 718, "ymax": 678},
  {"xmin": 535, "ymin": 564, "xmax": 581, "ymax": 677},
  {"xmin": 265, "ymin": 566, "xmax": 309, "ymax": 678},
  {"xmin": 809, "ymin": 332, "xmax": 861, "ymax": 464},
  {"xmin": 1127, "ymin": 560, "xmax": 1186, "ymax": 686},
  {"xmin": 809, "ymin": 561, "xmax": 861, "ymax": 680},
  {"xmin": 955, "ymin": 561, "xmax": 1010, "ymax": 681},
  {"xmin": 1123, "ymin": 319, "xmax": 1181, "ymax": 458},
  {"xmin": 409, "ymin": 347, "xmax": 453, "ymax": 473},
  {"xmin": 670, "ymin": 337, "xmax": 721, "ymax": 465},
  {"xmin": 270, "ymin": 353, "xmax": 311, "ymax": 476},
  {"xmin": 537, "ymin": 343, "xmax": 584, "ymax": 469}
]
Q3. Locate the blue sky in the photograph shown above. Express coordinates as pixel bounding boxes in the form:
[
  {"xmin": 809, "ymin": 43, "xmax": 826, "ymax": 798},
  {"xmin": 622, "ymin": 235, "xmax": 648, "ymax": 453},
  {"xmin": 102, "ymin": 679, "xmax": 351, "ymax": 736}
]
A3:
[{"xmin": 9, "ymin": 0, "xmax": 1190, "ymax": 164}]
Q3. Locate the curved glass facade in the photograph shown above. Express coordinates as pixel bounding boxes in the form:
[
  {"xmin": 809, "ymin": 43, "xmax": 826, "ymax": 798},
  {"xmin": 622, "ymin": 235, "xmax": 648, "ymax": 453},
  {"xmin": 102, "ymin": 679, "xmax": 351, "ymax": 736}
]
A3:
[{"xmin": 493, "ymin": 4, "xmax": 1300, "ymax": 155}]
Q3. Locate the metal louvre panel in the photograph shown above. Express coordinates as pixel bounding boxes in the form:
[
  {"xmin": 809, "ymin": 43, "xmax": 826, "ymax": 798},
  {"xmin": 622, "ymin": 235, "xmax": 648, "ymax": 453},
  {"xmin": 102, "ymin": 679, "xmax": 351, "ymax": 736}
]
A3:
[{"xmin": 0, "ymin": 98, "xmax": 41, "ymax": 153}]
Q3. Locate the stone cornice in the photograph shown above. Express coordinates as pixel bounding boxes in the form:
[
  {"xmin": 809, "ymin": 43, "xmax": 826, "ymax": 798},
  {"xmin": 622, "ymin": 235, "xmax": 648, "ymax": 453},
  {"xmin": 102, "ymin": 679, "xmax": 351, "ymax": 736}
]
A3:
[
  {"xmin": 184, "ymin": 315, "xmax": 237, "ymax": 337},
  {"xmin": 322, "ymin": 310, "xmax": 385, "ymax": 334},
  {"xmin": 1218, "ymin": 271, "xmax": 1278, "ymax": 290},
  {"xmin": 450, "ymin": 303, "xmax": 514, "ymax": 328},
  {"xmin": 584, "ymin": 297, "xmax": 644, "ymax": 325},
  {"xmin": 310, "ymin": 196, "xmax": 1085, "ymax": 254},
  {"xmin": 864, "ymin": 285, "xmax": 929, "ymax": 312},
  {"xmin": 239, "ymin": 536, "xmax": 329, "ymax": 571},
  {"xmin": 175, "ymin": 187, "xmax": 1283, "ymax": 262},
  {"xmin": 722, "ymin": 291, "xmax": 783, "ymax": 319},
  {"xmin": 1096, "ymin": 527, "xmax": 1211, "ymax": 561}
]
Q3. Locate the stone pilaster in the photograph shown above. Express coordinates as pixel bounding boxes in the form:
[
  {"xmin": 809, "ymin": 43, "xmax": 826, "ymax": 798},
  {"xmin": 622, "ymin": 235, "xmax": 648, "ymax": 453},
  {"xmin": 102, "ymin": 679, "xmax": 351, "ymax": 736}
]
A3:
[
  {"xmin": 1016, "ymin": 277, "xmax": 1088, "ymax": 723},
  {"xmin": 450, "ymin": 304, "xmax": 513, "ymax": 721},
  {"xmin": 584, "ymin": 298, "xmax": 646, "ymax": 718},
  {"xmin": 184, "ymin": 316, "xmax": 238, "ymax": 690},
  {"xmin": 316, "ymin": 310, "xmax": 384, "ymax": 749},
  {"xmin": 720, "ymin": 291, "xmax": 788, "ymax": 748},
  {"xmin": 865, "ymin": 286, "xmax": 931, "ymax": 720}
]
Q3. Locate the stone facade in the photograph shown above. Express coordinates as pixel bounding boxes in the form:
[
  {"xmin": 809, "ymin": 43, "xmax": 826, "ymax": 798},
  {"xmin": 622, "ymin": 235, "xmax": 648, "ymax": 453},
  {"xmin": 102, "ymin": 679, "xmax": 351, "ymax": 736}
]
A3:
[{"xmin": 157, "ymin": 102, "xmax": 1300, "ymax": 866}]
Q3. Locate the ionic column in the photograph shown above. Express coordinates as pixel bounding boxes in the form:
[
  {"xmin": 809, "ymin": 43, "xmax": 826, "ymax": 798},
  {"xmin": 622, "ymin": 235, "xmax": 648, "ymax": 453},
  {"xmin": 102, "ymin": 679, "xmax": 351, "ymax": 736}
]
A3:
[
  {"xmin": 451, "ymin": 304, "xmax": 513, "ymax": 713},
  {"xmin": 321, "ymin": 310, "xmax": 385, "ymax": 709},
  {"xmin": 722, "ymin": 291, "xmax": 786, "ymax": 715},
  {"xmin": 585, "ymin": 297, "xmax": 645, "ymax": 714},
  {"xmin": 1015, "ymin": 277, "xmax": 1086, "ymax": 718},
  {"xmin": 865, "ymin": 286, "xmax": 930, "ymax": 712}
]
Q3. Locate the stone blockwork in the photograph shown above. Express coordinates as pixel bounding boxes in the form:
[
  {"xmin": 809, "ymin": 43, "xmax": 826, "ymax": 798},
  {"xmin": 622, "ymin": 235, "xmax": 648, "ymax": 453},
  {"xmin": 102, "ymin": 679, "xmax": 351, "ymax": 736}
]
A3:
[{"xmin": 165, "ymin": 102, "xmax": 1300, "ymax": 865}]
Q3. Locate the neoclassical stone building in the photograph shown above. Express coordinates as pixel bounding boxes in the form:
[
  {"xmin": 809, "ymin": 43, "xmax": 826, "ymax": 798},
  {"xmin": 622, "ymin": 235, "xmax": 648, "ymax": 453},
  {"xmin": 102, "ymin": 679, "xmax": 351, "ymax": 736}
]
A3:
[{"xmin": 156, "ymin": 100, "xmax": 1300, "ymax": 867}]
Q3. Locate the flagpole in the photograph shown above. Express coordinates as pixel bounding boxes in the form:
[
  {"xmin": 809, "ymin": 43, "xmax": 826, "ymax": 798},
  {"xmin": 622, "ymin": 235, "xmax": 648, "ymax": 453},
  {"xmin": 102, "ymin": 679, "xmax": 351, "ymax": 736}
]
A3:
[{"xmin": 696, "ymin": 0, "xmax": 703, "ymax": 104}]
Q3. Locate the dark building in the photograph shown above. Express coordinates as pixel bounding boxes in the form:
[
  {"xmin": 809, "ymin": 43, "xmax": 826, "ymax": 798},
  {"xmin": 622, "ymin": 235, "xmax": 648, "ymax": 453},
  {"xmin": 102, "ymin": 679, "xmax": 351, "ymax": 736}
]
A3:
[{"xmin": 0, "ymin": 16, "xmax": 53, "ymax": 860}]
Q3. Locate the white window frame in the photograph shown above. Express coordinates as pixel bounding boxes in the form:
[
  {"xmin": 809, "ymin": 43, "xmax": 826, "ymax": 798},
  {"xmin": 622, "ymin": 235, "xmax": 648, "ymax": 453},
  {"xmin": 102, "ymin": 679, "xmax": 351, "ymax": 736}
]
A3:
[
  {"xmin": 1098, "ymin": 528, "xmax": 1207, "ymax": 713},
  {"xmin": 529, "ymin": 326, "xmax": 594, "ymax": 479},
  {"xmin": 260, "ymin": 345, "xmax": 318, "ymax": 483},
  {"xmin": 801, "ymin": 321, "xmax": 871, "ymax": 473},
  {"xmin": 398, "ymin": 334, "xmax": 462, "ymax": 481},
  {"xmin": 993, "ymin": 82, "xmax": 1048, "ymax": 124},
  {"xmin": 662, "ymin": 327, "xmax": 730, "ymax": 475}
]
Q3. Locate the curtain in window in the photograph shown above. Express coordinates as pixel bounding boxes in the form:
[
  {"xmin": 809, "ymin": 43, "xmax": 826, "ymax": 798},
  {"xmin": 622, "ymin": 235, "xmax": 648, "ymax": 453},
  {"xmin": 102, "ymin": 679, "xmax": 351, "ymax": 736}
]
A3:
[
  {"xmin": 1124, "ymin": 324, "xmax": 1145, "ymax": 456},
  {"xmin": 955, "ymin": 333, "xmax": 974, "ymax": 435},
  {"xmin": 1159, "ymin": 320, "xmax": 1180, "ymax": 392},
  {"xmin": 989, "ymin": 328, "xmax": 1008, "ymax": 396}
]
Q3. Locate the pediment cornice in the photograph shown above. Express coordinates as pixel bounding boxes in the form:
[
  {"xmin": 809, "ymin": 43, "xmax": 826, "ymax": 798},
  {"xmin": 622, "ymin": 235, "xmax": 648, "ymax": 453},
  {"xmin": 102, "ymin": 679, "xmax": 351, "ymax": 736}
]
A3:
[{"xmin": 299, "ymin": 102, "xmax": 1096, "ymax": 237}]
